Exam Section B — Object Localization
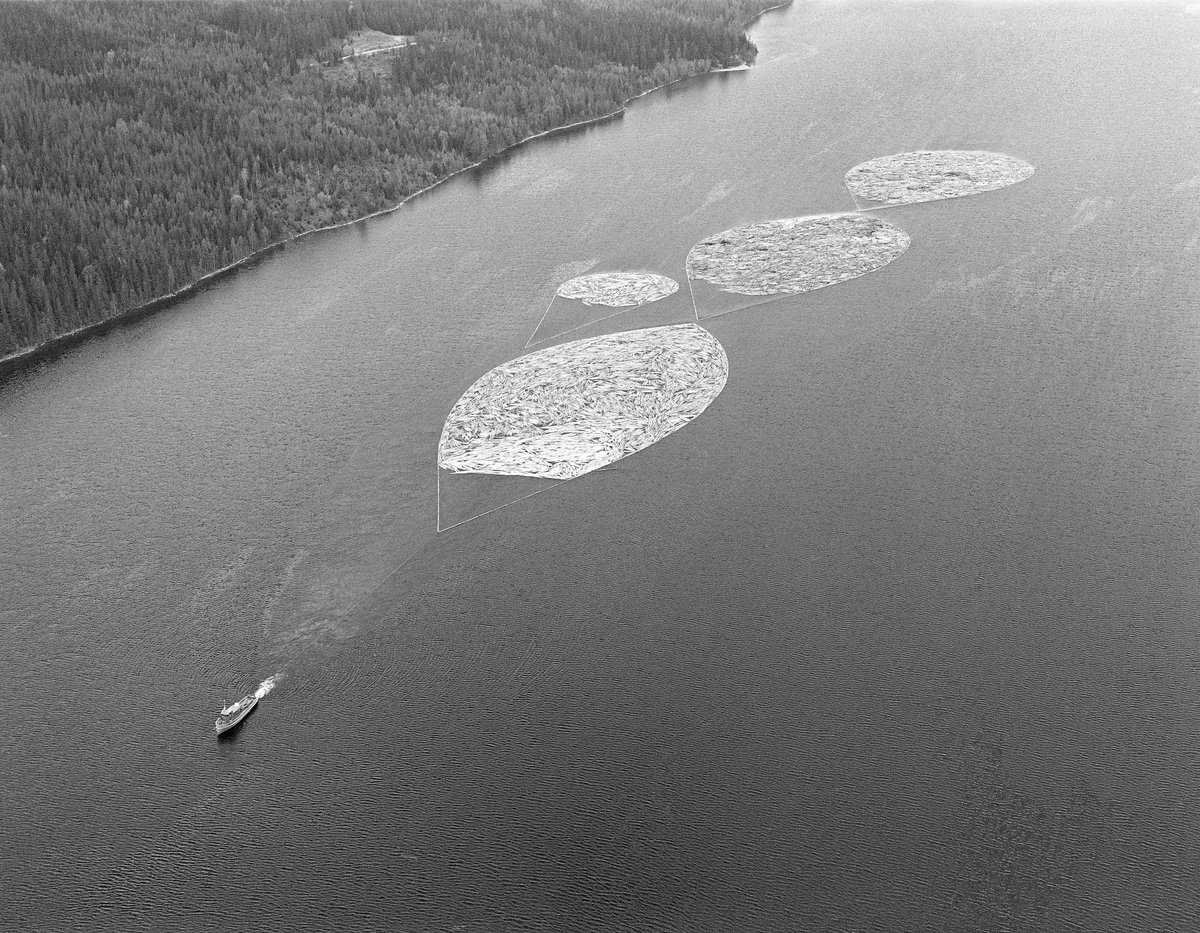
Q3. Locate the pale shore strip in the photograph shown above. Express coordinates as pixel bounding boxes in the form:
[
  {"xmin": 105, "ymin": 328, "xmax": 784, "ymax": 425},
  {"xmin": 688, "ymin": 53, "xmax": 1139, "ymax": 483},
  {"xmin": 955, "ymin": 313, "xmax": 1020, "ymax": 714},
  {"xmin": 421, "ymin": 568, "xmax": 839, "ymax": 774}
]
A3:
[{"xmin": 0, "ymin": 2, "xmax": 791, "ymax": 378}]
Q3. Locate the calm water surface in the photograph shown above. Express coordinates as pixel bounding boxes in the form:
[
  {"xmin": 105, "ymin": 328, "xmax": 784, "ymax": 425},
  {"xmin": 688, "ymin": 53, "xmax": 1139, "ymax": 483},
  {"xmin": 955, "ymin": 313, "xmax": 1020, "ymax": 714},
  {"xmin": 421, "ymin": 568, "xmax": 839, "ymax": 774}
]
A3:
[{"xmin": 3, "ymin": 3, "xmax": 1199, "ymax": 930}]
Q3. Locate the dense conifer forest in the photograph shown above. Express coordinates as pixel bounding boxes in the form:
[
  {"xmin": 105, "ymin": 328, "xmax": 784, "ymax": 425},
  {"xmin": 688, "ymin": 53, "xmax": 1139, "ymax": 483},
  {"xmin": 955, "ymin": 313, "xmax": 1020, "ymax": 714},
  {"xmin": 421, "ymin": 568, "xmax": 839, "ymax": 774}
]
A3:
[{"xmin": 0, "ymin": 0, "xmax": 765, "ymax": 359}]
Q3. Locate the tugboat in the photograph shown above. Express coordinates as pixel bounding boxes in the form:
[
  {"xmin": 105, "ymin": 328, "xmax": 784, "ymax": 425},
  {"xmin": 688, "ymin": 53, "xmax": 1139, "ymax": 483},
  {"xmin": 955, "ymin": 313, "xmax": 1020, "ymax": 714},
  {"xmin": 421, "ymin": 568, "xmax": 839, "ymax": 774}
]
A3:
[{"xmin": 214, "ymin": 693, "xmax": 258, "ymax": 735}]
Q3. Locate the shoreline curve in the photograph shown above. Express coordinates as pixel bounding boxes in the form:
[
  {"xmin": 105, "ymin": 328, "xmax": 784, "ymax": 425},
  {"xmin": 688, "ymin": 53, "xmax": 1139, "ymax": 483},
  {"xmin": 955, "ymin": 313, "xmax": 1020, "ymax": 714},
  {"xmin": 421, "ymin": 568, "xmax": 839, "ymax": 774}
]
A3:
[{"xmin": 0, "ymin": 2, "xmax": 791, "ymax": 380}]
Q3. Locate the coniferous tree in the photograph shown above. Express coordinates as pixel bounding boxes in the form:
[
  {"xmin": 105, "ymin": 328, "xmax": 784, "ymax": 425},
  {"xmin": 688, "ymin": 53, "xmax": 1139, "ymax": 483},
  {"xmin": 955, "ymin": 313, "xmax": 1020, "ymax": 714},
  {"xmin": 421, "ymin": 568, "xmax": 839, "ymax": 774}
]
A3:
[{"xmin": 0, "ymin": 0, "xmax": 764, "ymax": 359}]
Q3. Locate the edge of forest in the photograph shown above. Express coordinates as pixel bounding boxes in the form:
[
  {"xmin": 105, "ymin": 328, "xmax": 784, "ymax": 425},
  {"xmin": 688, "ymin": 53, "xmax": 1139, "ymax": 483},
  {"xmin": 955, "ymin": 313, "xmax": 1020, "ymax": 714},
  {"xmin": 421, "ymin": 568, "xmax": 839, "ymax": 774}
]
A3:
[{"xmin": 0, "ymin": 1, "xmax": 791, "ymax": 380}]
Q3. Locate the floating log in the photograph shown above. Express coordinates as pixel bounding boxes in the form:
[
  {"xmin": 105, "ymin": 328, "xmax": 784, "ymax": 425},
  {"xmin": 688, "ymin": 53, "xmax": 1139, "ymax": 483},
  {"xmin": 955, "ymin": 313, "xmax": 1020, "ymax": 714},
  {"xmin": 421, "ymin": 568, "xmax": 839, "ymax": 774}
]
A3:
[
  {"xmin": 439, "ymin": 324, "xmax": 728, "ymax": 480},
  {"xmin": 556, "ymin": 272, "xmax": 679, "ymax": 307},
  {"xmin": 845, "ymin": 150, "xmax": 1035, "ymax": 206},
  {"xmin": 686, "ymin": 213, "xmax": 910, "ymax": 296}
]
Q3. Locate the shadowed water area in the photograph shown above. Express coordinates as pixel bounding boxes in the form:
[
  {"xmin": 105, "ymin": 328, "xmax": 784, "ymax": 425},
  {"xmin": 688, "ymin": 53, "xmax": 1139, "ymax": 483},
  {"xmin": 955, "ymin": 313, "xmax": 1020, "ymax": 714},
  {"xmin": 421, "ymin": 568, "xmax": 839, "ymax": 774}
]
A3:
[{"xmin": 3, "ymin": 2, "xmax": 1199, "ymax": 929}]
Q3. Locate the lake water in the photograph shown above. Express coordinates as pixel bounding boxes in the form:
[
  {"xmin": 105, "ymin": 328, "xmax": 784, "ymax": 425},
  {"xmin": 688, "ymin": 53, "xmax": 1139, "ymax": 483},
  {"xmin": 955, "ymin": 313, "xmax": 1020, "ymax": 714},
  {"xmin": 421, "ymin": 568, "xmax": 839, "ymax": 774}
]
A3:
[{"xmin": 3, "ymin": 2, "xmax": 1199, "ymax": 930}]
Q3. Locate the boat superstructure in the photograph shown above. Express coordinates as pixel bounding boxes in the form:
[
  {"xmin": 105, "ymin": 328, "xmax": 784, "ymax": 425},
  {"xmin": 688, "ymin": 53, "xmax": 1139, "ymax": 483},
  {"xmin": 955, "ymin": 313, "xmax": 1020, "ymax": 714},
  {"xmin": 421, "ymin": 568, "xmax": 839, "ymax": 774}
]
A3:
[{"xmin": 214, "ymin": 693, "xmax": 258, "ymax": 734}]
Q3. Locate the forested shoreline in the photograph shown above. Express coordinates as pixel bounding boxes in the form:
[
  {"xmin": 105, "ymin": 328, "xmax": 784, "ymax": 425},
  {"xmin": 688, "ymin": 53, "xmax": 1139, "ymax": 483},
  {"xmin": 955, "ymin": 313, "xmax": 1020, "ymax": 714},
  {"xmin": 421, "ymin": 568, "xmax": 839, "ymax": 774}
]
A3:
[{"xmin": 0, "ymin": 0, "xmax": 770, "ymax": 364}]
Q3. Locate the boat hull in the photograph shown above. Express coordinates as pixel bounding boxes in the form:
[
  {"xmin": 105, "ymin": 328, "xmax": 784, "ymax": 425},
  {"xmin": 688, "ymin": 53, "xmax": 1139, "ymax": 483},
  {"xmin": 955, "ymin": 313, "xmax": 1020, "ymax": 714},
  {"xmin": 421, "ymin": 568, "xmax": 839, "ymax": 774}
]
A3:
[{"xmin": 214, "ymin": 694, "xmax": 258, "ymax": 734}]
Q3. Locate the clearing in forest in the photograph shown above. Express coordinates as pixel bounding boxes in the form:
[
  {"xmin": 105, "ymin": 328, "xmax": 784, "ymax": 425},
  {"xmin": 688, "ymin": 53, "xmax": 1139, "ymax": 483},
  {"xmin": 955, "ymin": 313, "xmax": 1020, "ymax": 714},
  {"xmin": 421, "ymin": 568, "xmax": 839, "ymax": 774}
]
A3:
[{"xmin": 344, "ymin": 29, "xmax": 415, "ymax": 59}]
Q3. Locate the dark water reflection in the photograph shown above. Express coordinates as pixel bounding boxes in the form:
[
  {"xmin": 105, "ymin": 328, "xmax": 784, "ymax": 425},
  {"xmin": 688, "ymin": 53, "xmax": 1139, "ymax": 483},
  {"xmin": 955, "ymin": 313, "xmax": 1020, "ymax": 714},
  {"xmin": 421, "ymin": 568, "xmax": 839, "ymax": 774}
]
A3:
[{"xmin": 3, "ymin": 2, "xmax": 1199, "ymax": 930}]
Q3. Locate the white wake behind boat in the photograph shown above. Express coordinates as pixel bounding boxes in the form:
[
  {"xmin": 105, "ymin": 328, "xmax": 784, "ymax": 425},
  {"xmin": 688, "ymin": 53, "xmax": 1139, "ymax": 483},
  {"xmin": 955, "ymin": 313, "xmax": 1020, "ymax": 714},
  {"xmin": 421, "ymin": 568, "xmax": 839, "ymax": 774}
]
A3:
[{"xmin": 214, "ymin": 693, "xmax": 258, "ymax": 734}]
